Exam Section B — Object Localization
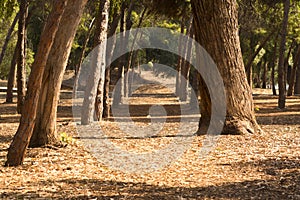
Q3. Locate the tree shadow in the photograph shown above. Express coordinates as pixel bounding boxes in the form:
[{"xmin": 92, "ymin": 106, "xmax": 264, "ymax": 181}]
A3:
[{"xmin": 1, "ymin": 158, "xmax": 299, "ymax": 199}]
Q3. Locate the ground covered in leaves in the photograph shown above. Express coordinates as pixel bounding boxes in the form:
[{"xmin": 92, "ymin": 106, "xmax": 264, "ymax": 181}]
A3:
[{"xmin": 0, "ymin": 76, "xmax": 299, "ymax": 199}]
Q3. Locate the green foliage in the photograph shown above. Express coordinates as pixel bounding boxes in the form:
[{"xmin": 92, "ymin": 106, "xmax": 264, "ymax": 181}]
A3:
[{"xmin": 59, "ymin": 132, "xmax": 74, "ymax": 144}]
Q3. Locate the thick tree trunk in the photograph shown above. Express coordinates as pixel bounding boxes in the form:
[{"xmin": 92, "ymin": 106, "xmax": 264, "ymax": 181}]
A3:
[
  {"xmin": 16, "ymin": 0, "xmax": 27, "ymax": 114},
  {"xmin": 191, "ymin": 0, "xmax": 260, "ymax": 135},
  {"xmin": 82, "ymin": 0, "xmax": 109, "ymax": 124},
  {"xmin": 29, "ymin": 0, "xmax": 88, "ymax": 147},
  {"xmin": 287, "ymin": 45, "xmax": 300, "ymax": 96},
  {"xmin": 278, "ymin": 0, "xmax": 290, "ymax": 109},
  {"xmin": 5, "ymin": 0, "xmax": 68, "ymax": 166},
  {"xmin": 0, "ymin": 12, "xmax": 19, "ymax": 67},
  {"xmin": 6, "ymin": 46, "xmax": 18, "ymax": 103}
]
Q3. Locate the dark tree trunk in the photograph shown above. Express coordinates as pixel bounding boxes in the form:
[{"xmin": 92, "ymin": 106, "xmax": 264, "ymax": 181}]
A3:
[
  {"xmin": 191, "ymin": 0, "xmax": 260, "ymax": 135},
  {"xmin": 287, "ymin": 44, "xmax": 300, "ymax": 96},
  {"xmin": 278, "ymin": 0, "xmax": 290, "ymax": 109},
  {"xmin": 29, "ymin": 0, "xmax": 87, "ymax": 147},
  {"xmin": 0, "ymin": 12, "xmax": 20, "ymax": 67},
  {"xmin": 271, "ymin": 34, "xmax": 279, "ymax": 96},
  {"xmin": 6, "ymin": 46, "xmax": 18, "ymax": 103},
  {"xmin": 5, "ymin": 0, "xmax": 68, "ymax": 166},
  {"xmin": 295, "ymin": 63, "xmax": 300, "ymax": 95},
  {"xmin": 261, "ymin": 60, "xmax": 268, "ymax": 89},
  {"xmin": 175, "ymin": 16, "xmax": 185, "ymax": 96},
  {"xmin": 82, "ymin": 0, "xmax": 109, "ymax": 123},
  {"xmin": 16, "ymin": 0, "xmax": 28, "ymax": 114}
]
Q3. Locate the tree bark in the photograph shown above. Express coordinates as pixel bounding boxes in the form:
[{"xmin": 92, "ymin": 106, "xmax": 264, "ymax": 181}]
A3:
[
  {"xmin": 29, "ymin": 0, "xmax": 87, "ymax": 147},
  {"xmin": 16, "ymin": 0, "xmax": 28, "ymax": 114},
  {"xmin": 82, "ymin": 0, "xmax": 109, "ymax": 124},
  {"xmin": 287, "ymin": 44, "xmax": 300, "ymax": 96},
  {"xmin": 271, "ymin": 34, "xmax": 279, "ymax": 96},
  {"xmin": 102, "ymin": 14, "xmax": 120, "ymax": 119},
  {"xmin": 278, "ymin": 0, "xmax": 290, "ymax": 109},
  {"xmin": 295, "ymin": 63, "xmax": 300, "ymax": 95},
  {"xmin": 191, "ymin": 0, "xmax": 260, "ymax": 135},
  {"xmin": 5, "ymin": 0, "xmax": 68, "ymax": 166}
]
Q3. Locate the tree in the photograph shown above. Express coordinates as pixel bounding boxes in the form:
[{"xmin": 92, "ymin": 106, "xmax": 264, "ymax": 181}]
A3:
[
  {"xmin": 278, "ymin": 0, "xmax": 290, "ymax": 109},
  {"xmin": 29, "ymin": 0, "xmax": 88, "ymax": 147},
  {"xmin": 5, "ymin": 0, "xmax": 68, "ymax": 166},
  {"xmin": 81, "ymin": 0, "xmax": 110, "ymax": 124},
  {"xmin": 191, "ymin": 0, "xmax": 260, "ymax": 135},
  {"xmin": 16, "ymin": 0, "xmax": 28, "ymax": 114}
]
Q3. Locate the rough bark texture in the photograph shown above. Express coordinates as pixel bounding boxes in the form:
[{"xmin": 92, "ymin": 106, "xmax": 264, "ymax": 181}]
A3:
[
  {"xmin": 5, "ymin": 0, "xmax": 68, "ymax": 166},
  {"xmin": 82, "ymin": 0, "xmax": 109, "ymax": 124},
  {"xmin": 29, "ymin": 0, "xmax": 87, "ymax": 147},
  {"xmin": 16, "ymin": 0, "xmax": 27, "ymax": 114},
  {"xmin": 278, "ymin": 0, "xmax": 290, "ymax": 109},
  {"xmin": 191, "ymin": 0, "xmax": 260, "ymax": 135}
]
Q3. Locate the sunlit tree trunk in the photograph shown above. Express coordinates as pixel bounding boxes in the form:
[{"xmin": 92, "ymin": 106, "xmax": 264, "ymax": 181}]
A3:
[
  {"xmin": 191, "ymin": 0, "xmax": 260, "ymax": 135},
  {"xmin": 5, "ymin": 0, "xmax": 68, "ymax": 166},
  {"xmin": 82, "ymin": 0, "xmax": 109, "ymax": 124},
  {"xmin": 29, "ymin": 0, "xmax": 88, "ymax": 147}
]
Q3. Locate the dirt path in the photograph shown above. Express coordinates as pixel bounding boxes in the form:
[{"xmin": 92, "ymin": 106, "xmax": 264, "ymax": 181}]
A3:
[{"xmin": 0, "ymin": 76, "xmax": 299, "ymax": 199}]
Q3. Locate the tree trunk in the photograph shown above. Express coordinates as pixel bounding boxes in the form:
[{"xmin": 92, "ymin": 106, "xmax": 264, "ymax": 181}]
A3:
[
  {"xmin": 278, "ymin": 0, "xmax": 290, "ymax": 109},
  {"xmin": 82, "ymin": 0, "xmax": 109, "ymax": 124},
  {"xmin": 271, "ymin": 34, "xmax": 279, "ymax": 96},
  {"xmin": 29, "ymin": 0, "xmax": 87, "ymax": 147},
  {"xmin": 5, "ymin": 0, "xmax": 68, "ymax": 167},
  {"xmin": 0, "ymin": 12, "xmax": 19, "ymax": 67},
  {"xmin": 175, "ymin": 17, "xmax": 185, "ymax": 96},
  {"xmin": 295, "ymin": 63, "xmax": 300, "ymax": 95},
  {"xmin": 191, "ymin": 0, "xmax": 260, "ymax": 135},
  {"xmin": 179, "ymin": 17, "xmax": 193, "ymax": 101},
  {"xmin": 112, "ymin": 4, "xmax": 126, "ymax": 106},
  {"xmin": 6, "ymin": 45, "xmax": 18, "ymax": 103},
  {"xmin": 102, "ymin": 14, "xmax": 120, "ymax": 119},
  {"xmin": 287, "ymin": 44, "xmax": 300, "ymax": 96},
  {"xmin": 261, "ymin": 60, "xmax": 268, "ymax": 89},
  {"xmin": 16, "ymin": 0, "xmax": 28, "ymax": 114}
]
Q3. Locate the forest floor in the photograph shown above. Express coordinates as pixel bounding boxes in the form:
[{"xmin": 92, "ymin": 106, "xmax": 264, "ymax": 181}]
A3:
[{"xmin": 0, "ymin": 72, "xmax": 299, "ymax": 199}]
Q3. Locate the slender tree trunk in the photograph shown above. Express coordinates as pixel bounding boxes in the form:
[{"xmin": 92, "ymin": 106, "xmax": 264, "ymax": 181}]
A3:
[
  {"xmin": 287, "ymin": 44, "xmax": 300, "ymax": 96},
  {"xmin": 16, "ymin": 0, "xmax": 28, "ymax": 114},
  {"xmin": 102, "ymin": 14, "xmax": 120, "ymax": 119},
  {"xmin": 29, "ymin": 0, "xmax": 87, "ymax": 147},
  {"xmin": 113, "ymin": 4, "xmax": 126, "ymax": 106},
  {"xmin": 271, "ymin": 34, "xmax": 279, "ymax": 95},
  {"xmin": 278, "ymin": 0, "xmax": 290, "ymax": 109},
  {"xmin": 5, "ymin": 0, "xmax": 68, "ymax": 166},
  {"xmin": 191, "ymin": 0, "xmax": 260, "ymax": 135},
  {"xmin": 76, "ymin": 17, "xmax": 95, "ymax": 75},
  {"xmin": 175, "ymin": 17, "xmax": 185, "ymax": 96},
  {"xmin": 82, "ymin": 0, "xmax": 109, "ymax": 124},
  {"xmin": 295, "ymin": 63, "xmax": 300, "ymax": 95},
  {"xmin": 6, "ymin": 46, "xmax": 18, "ymax": 103},
  {"xmin": 262, "ymin": 60, "xmax": 268, "ymax": 89},
  {"xmin": 179, "ymin": 17, "xmax": 193, "ymax": 101},
  {"xmin": 0, "ymin": 12, "xmax": 20, "ymax": 67}
]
